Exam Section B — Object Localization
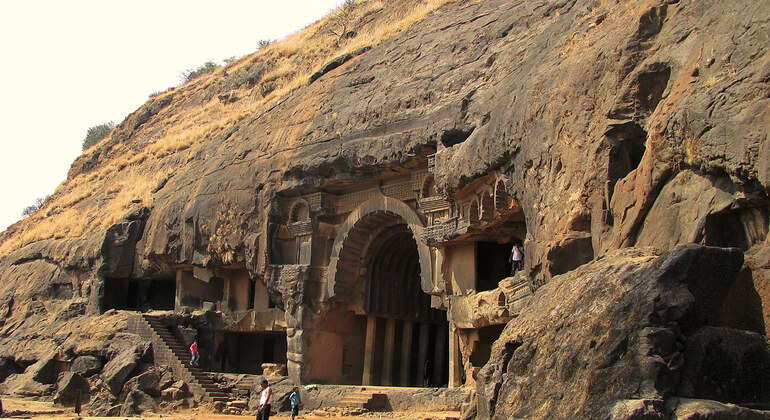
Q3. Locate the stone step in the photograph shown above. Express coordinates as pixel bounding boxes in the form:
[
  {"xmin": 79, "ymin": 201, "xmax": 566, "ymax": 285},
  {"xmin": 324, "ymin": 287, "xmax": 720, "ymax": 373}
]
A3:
[
  {"xmin": 141, "ymin": 314, "xmax": 229, "ymax": 404},
  {"xmin": 337, "ymin": 392, "xmax": 388, "ymax": 410}
]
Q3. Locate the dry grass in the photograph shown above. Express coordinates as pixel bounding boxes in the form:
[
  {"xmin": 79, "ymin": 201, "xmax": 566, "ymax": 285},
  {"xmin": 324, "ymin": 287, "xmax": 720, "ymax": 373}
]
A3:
[{"xmin": 0, "ymin": 0, "xmax": 461, "ymax": 257}]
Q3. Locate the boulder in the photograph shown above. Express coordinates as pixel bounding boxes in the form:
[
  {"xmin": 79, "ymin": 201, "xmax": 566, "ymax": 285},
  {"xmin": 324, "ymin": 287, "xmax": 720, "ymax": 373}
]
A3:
[
  {"xmin": 120, "ymin": 389, "xmax": 158, "ymax": 416},
  {"xmin": 161, "ymin": 386, "xmax": 190, "ymax": 401},
  {"xmin": 261, "ymin": 363, "xmax": 287, "ymax": 377},
  {"xmin": 53, "ymin": 372, "xmax": 90, "ymax": 405},
  {"xmin": 101, "ymin": 351, "xmax": 138, "ymax": 395},
  {"xmin": 122, "ymin": 369, "xmax": 161, "ymax": 397},
  {"xmin": 670, "ymin": 398, "xmax": 770, "ymax": 420},
  {"xmin": 70, "ymin": 355, "xmax": 101, "ymax": 377},
  {"xmin": 476, "ymin": 245, "xmax": 768, "ymax": 419},
  {"xmin": 28, "ymin": 350, "xmax": 58, "ymax": 384},
  {"xmin": 104, "ymin": 333, "xmax": 150, "ymax": 360}
]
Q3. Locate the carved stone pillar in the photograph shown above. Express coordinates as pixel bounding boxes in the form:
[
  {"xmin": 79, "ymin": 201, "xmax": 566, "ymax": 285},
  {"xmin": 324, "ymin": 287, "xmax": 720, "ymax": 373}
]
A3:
[
  {"xmin": 432, "ymin": 322, "xmax": 447, "ymax": 386},
  {"xmin": 399, "ymin": 320, "xmax": 414, "ymax": 386},
  {"xmin": 362, "ymin": 315, "xmax": 377, "ymax": 385},
  {"xmin": 382, "ymin": 318, "xmax": 396, "ymax": 386},
  {"xmin": 448, "ymin": 324, "xmax": 463, "ymax": 388},
  {"xmin": 416, "ymin": 321, "xmax": 430, "ymax": 386}
]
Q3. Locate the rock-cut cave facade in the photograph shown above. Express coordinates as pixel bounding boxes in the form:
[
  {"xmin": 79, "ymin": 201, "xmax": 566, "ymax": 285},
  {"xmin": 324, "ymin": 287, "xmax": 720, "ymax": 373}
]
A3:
[{"xmin": 102, "ymin": 152, "xmax": 532, "ymax": 389}]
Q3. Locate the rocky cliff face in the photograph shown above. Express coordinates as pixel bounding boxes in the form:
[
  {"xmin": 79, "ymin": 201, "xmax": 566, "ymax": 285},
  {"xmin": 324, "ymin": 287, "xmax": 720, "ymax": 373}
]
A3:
[{"xmin": 0, "ymin": 0, "xmax": 767, "ymax": 417}]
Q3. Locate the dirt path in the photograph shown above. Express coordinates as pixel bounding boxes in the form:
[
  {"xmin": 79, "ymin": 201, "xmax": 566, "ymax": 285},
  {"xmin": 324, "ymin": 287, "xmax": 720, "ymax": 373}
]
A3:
[{"xmin": 0, "ymin": 396, "xmax": 457, "ymax": 419}]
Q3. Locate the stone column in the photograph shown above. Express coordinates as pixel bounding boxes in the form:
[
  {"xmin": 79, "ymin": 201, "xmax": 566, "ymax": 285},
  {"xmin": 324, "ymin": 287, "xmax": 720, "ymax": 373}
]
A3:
[
  {"xmin": 416, "ymin": 321, "xmax": 430, "ymax": 386},
  {"xmin": 399, "ymin": 320, "xmax": 414, "ymax": 386},
  {"xmin": 362, "ymin": 315, "xmax": 377, "ymax": 385},
  {"xmin": 432, "ymin": 322, "xmax": 447, "ymax": 386},
  {"xmin": 448, "ymin": 325, "xmax": 463, "ymax": 388},
  {"xmin": 382, "ymin": 318, "xmax": 397, "ymax": 386}
]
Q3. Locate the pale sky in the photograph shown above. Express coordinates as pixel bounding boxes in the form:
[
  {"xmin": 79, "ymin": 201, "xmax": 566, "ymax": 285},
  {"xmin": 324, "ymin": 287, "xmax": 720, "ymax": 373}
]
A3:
[{"xmin": 0, "ymin": 0, "xmax": 341, "ymax": 232}]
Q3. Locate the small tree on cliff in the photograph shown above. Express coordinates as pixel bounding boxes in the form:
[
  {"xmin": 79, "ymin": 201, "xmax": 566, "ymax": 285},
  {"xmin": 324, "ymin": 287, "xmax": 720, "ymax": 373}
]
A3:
[
  {"xmin": 82, "ymin": 121, "xmax": 115, "ymax": 150},
  {"xmin": 21, "ymin": 197, "xmax": 44, "ymax": 218},
  {"xmin": 328, "ymin": 0, "xmax": 356, "ymax": 46},
  {"xmin": 180, "ymin": 61, "xmax": 218, "ymax": 83}
]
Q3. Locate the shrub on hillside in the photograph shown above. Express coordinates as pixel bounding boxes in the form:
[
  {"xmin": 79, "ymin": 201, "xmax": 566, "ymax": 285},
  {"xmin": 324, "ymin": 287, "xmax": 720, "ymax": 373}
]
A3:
[
  {"xmin": 82, "ymin": 121, "xmax": 115, "ymax": 150},
  {"xmin": 257, "ymin": 39, "xmax": 274, "ymax": 50},
  {"xmin": 21, "ymin": 197, "xmax": 44, "ymax": 218},
  {"xmin": 180, "ymin": 61, "xmax": 218, "ymax": 83}
]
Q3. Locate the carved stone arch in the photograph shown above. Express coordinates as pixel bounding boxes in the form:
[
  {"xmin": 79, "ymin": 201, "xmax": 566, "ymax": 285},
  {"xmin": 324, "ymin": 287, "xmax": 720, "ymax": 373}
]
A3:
[
  {"xmin": 289, "ymin": 199, "xmax": 310, "ymax": 223},
  {"xmin": 421, "ymin": 176, "xmax": 437, "ymax": 198},
  {"xmin": 325, "ymin": 193, "xmax": 432, "ymax": 303},
  {"xmin": 469, "ymin": 200, "xmax": 480, "ymax": 225},
  {"xmin": 480, "ymin": 189, "xmax": 495, "ymax": 222}
]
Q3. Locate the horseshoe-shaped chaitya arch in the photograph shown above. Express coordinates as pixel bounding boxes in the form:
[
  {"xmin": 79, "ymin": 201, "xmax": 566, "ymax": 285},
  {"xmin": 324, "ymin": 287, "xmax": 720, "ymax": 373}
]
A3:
[{"xmin": 324, "ymin": 192, "xmax": 433, "ymax": 303}]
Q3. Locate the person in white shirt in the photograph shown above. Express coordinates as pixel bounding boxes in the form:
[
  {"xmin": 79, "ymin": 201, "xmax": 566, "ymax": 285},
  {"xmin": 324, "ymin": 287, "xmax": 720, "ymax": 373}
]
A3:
[
  {"xmin": 509, "ymin": 242, "xmax": 524, "ymax": 276},
  {"xmin": 257, "ymin": 378, "xmax": 273, "ymax": 420}
]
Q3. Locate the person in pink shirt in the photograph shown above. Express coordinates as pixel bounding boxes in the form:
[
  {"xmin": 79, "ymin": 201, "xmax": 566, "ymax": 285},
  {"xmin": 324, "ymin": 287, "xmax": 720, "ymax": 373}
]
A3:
[{"xmin": 189, "ymin": 340, "xmax": 199, "ymax": 366}]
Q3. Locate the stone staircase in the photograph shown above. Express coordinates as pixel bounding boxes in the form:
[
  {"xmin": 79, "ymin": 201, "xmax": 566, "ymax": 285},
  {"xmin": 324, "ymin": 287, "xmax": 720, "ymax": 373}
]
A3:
[
  {"xmin": 131, "ymin": 313, "xmax": 230, "ymax": 403},
  {"xmin": 337, "ymin": 390, "xmax": 388, "ymax": 410}
]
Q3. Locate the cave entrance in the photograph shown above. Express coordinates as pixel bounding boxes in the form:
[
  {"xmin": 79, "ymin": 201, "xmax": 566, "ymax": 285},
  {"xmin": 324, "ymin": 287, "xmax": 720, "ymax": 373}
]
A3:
[
  {"xmin": 358, "ymin": 223, "xmax": 449, "ymax": 387},
  {"xmin": 476, "ymin": 241, "xmax": 520, "ymax": 292},
  {"xmin": 315, "ymin": 213, "xmax": 449, "ymax": 387},
  {"xmin": 102, "ymin": 277, "xmax": 175, "ymax": 312},
  {"xmin": 211, "ymin": 331, "xmax": 288, "ymax": 374}
]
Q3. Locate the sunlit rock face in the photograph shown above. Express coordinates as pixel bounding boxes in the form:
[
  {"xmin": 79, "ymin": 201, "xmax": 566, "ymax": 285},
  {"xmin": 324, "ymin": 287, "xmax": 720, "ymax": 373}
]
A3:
[{"xmin": 0, "ymin": 0, "xmax": 768, "ymax": 416}]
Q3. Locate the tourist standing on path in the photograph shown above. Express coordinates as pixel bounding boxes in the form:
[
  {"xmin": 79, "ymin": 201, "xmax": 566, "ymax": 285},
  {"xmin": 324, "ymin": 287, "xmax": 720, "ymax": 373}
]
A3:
[
  {"xmin": 257, "ymin": 378, "xmax": 273, "ymax": 420},
  {"xmin": 509, "ymin": 242, "xmax": 524, "ymax": 276},
  {"xmin": 290, "ymin": 386, "xmax": 301, "ymax": 420},
  {"xmin": 189, "ymin": 340, "xmax": 199, "ymax": 366}
]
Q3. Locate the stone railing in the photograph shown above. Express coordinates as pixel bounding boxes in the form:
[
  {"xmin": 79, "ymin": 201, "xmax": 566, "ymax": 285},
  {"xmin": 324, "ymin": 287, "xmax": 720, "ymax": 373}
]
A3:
[{"xmin": 421, "ymin": 217, "xmax": 458, "ymax": 244}]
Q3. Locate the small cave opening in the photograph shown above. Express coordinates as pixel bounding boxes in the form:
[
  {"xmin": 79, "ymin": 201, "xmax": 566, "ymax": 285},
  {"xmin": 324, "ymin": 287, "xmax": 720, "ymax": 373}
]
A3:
[
  {"xmin": 704, "ymin": 206, "xmax": 769, "ymax": 251},
  {"xmin": 211, "ymin": 331, "xmax": 288, "ymax": 374},
  {"xmin": 605, "ymin": 121, "xmax": 647, "ymax": 203},
  {"xmin": 469, "ymin": 324, "xmax": 506, "ymax": 368},
  {"xmin": 547, "ymin": 235, "xmax": 595, "ymax": 277},
  {"xmin": 476, "ymin": 241, "xmax": 518, "ymax": 292},
  {"xmin": 103, "ymin": 277, "xmax": 176, "ymax": 312},
  {"xmin": 711, "ymin": 267, "xmax": 765, "ymax": 335},
  {"xmin": 440, "ymin": 127, "xmax": 475, "ymax": 147}
]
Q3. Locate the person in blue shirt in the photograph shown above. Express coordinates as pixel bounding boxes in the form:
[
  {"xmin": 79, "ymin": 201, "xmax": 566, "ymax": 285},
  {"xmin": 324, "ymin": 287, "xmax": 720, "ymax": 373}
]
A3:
[{"xmin": 289, "ymin": 386, "xmax": 301, "ymax": 420}]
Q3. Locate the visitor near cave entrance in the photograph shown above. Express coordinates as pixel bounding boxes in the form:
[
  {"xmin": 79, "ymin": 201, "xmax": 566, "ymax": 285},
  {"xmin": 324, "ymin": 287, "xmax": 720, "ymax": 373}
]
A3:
[
  {"xmin": 257, "ymin": 378, "xmax": 273, "ymax": 420},
  {"xmin": 290, "ymin": 386, "xmax": 301, "ymax": 420},
  {"xmin": 509, "ymin": 242, "xmax": 524, "ymax": 276}
]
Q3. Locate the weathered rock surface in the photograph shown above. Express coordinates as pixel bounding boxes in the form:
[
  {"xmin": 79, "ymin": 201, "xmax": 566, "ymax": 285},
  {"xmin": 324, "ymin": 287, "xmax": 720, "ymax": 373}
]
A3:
[
  {"xmin": 120, "ymin": 389, "xmax": 158, "ymax": 416},
  {"xmin": 101, "ymin": 350, "xmax": 139, "ymax": 395},
  {"xmin": 0, "ymin": 0, "xmax": 766, "ymax": 417},
  {"xmin": 121, "ymin": 368, "xmax": 162, "ymax": 398},
  {"xmin": 670, "ymin": 398, "xmax": 770, "ymax": 420},
  {"xmin": 70, "ymin": 355, "xmax": 101, "ymax": 377},
  {"xmin": 53, "ymin": 372, "xmax": 90, "ymax": 405},
  {"xmin": 477, "ymin": 244, "xmax": 770, "ymax": 419}
]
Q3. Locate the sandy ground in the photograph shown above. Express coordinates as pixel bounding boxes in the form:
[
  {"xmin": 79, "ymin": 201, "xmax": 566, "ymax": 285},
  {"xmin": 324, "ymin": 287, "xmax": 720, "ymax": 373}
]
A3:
[{"xmin": 0, "ymin": 396, "xmax": 458, "ymax": 419}]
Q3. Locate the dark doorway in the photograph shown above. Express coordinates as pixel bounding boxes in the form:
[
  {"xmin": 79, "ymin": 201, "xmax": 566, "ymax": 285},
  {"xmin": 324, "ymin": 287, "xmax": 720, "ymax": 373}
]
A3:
[
  {"xmin": 103, "ymin": 277, "xmax": 175, "ymax": 311},
  {"xmin": 476, "ymin": 241, "xmax": 515, "ymax": 292},
  {"xmin": 213, "ymin": 331, "xmax": 288, "ymax": 374}
]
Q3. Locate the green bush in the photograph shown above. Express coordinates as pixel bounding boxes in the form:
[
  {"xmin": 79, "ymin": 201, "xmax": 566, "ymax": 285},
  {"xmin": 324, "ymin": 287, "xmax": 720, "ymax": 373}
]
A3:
[
  {"xmin": 82, "ymin": 121, "xmax": 115, "ymax": 150},
  {"xmin": 180, "ymin": 61, "xmax": 218, "ymax": 83}
]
